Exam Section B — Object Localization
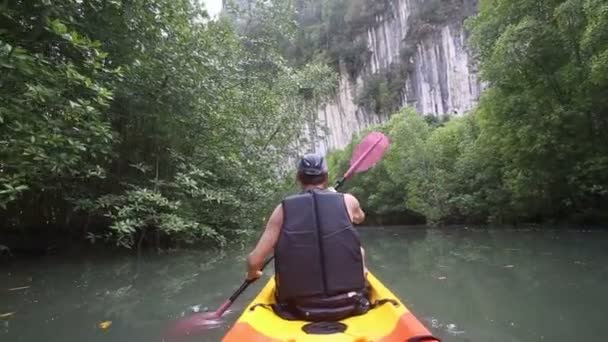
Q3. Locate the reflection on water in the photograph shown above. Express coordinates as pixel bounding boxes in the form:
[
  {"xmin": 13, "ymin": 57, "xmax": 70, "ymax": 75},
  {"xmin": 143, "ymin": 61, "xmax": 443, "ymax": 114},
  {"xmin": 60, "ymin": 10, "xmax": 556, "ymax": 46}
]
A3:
[{"xmin": 1, "ymin": 227, "xmax": 607, "ymax": 341}]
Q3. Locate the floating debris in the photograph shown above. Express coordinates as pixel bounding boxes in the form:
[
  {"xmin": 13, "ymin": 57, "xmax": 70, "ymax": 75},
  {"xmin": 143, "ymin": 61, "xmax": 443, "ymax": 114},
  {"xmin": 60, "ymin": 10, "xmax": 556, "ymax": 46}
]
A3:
[
  {"xmin": 98, "ymin": 321, "xmax": 112, "ymax": 330},
  {"xmin": 437, "ymin": 276, "xmax": 447, "ymax": 280},
  {"xmin": 8, "ymin": 286, "xmax": 30, "ymax": 291},
  {"xmin": 0, "ymin": 312, "xmax": 16, "ymax": 319},
  {"xmin": 504, "ymin": 264, "xmax": 515, "ymax": 269},
  {"xmin": 446, "ymin": 323, "xmax": 466, "ymax": 335}
]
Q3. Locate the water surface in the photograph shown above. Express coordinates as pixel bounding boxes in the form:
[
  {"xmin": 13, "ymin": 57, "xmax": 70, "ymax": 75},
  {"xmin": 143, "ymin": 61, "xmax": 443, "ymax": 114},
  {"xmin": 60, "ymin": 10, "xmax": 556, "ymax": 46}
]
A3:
[{"xmin": 2, "ymin": 227, "xmax": 607, "ymax": 341}]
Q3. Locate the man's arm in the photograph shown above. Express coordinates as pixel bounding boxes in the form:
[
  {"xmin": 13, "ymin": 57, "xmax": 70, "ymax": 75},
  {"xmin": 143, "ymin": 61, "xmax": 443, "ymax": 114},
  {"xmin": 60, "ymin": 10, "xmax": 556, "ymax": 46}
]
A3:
[
  {"xmin": 246, "ymin": 203, "xmax": 283, "ymax": 279},
  {"xmin": 344, "ymin": 193, "xmax": 365, "ymax": 224}
]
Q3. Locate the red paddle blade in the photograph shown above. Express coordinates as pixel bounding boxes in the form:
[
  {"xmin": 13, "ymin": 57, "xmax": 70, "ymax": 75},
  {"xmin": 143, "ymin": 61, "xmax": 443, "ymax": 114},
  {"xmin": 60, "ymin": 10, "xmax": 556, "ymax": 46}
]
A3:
[{"xmin": 344, "ymin": 131, "xmax": 390, "ymax": 179}]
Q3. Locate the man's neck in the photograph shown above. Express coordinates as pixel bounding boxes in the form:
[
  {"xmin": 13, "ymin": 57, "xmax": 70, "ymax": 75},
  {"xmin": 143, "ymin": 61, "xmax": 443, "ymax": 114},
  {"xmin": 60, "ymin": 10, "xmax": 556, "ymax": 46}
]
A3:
[{"xmin": 302, "ymin": 184, "xmax": 325, "ymax": 191}]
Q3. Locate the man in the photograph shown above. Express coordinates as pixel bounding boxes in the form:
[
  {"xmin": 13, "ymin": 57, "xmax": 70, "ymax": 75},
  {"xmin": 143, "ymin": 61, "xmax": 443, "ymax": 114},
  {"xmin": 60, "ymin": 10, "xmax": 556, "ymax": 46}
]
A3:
[{"xmin": 246, "ymin": 153, "xmax": 369, "ymax": 321}]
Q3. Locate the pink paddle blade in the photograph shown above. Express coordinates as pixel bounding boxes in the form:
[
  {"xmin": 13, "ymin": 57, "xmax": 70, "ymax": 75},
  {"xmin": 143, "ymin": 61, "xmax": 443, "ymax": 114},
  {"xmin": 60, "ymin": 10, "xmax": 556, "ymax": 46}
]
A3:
[
  {"xmin": 344, "ymin": 131, "xmax": 390, "ymax": 178},
  {"xmin": 163, "ymin": 311, "xmax": 223, "ymax": 339}
]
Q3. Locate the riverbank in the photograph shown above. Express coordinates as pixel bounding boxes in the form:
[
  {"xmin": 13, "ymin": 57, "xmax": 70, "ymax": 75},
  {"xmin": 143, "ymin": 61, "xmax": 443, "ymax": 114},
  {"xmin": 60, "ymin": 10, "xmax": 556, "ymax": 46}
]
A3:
[
  {"xmin": 0, "ymin": 225, "xmax": 240, "ymax": 260},
  {"xmin": 3, "ymin": 221, "xmax": 607, "ymax": 263}
]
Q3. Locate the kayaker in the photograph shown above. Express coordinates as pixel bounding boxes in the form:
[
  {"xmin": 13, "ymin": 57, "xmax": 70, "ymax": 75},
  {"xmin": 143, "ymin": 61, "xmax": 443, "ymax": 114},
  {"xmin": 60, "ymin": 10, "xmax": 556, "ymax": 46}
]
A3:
[{"xmin": 246, "ymin": 153, "xmax": 371, "ymax": 321}]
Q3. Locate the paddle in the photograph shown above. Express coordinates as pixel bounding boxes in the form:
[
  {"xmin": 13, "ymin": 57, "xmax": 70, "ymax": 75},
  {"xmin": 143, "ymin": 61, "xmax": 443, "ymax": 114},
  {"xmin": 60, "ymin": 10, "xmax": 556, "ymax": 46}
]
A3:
[{"xmin": 165, "ymin": 131, "xmax": 390, "ymax": 338}]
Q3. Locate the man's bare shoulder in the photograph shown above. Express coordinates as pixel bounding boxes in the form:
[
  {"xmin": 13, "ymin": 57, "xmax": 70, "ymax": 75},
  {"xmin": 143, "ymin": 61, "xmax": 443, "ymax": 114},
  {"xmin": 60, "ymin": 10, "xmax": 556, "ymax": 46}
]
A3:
[
  {"xmin": 343, "ymin": 193, "xmax": 361, "ymax": 206},
  {"xmin": 269, "ymin": 203, "xmax": 284, "ymax": 223},
  {"xmin": 343, "ymin": 192, "xmax": 365, "ymax": 224}
]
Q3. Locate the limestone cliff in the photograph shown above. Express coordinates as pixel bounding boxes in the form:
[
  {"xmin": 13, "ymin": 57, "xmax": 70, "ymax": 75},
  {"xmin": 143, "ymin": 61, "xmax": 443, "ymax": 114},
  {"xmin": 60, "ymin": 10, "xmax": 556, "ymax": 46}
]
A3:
[{"xmin": 314, "ymin": 0, "xmax": 482, "ymax": 152}]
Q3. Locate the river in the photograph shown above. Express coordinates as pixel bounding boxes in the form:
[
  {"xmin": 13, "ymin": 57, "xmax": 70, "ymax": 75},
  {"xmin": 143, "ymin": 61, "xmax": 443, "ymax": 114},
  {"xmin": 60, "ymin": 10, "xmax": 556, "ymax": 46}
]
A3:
[{"xmin": 2, "ymin": 226, "xmax": 607, "ymax": 341}]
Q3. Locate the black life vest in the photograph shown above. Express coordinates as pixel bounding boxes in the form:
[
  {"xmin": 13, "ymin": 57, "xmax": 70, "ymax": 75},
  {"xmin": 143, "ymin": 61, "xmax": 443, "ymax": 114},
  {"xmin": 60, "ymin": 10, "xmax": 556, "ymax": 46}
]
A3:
[{"xmin": 274, "ymin": 189, "xmax": 368, "ymax": 321}]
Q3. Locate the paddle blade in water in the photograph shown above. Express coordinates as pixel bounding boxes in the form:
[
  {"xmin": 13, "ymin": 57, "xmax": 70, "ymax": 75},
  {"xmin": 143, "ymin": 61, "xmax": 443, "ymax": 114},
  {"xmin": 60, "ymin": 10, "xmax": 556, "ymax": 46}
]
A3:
[
  {"xmin": 345, "ymin": 131, "xmax": 390, "ymax": 178},
  {"xmin": 163, "ymin": 312, "xmax": 223, "ymax": 340}
]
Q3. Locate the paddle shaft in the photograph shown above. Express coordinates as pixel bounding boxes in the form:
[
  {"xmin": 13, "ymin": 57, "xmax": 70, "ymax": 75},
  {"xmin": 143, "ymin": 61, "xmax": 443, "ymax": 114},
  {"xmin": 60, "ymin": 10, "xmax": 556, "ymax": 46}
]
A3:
[{"xmin": 230, "ymin": 257, "xmax": 273, "ymax": 302}]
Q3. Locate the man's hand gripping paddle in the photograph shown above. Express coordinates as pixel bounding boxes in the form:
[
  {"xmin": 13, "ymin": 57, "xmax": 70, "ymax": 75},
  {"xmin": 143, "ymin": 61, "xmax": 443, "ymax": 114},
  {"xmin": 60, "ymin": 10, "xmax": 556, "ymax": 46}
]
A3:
[{"xmin": 165, "ymin": 131, "xmax": 390, "ymax": 338}]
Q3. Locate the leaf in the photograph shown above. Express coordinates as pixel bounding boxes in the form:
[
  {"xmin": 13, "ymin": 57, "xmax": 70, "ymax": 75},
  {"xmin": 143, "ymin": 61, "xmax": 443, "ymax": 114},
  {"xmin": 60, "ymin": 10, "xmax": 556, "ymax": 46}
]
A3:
[
  {"xmin": 0, "ymin": 62, "xmax": 15, "ymax": 69},
  {"xmin": 50, "ymin": 19, "xmax": 68, "ymax": 35},
  {"xmin": 8, "ymin": 286, "xmax": 30, "ymax": 291},
  {"xmin": 98, "ymin": 321, "xmax": 112, "ymax": 329},
  {"xmin": 0, "ymin": 312, "xmax": 16, "ymax": 319}
]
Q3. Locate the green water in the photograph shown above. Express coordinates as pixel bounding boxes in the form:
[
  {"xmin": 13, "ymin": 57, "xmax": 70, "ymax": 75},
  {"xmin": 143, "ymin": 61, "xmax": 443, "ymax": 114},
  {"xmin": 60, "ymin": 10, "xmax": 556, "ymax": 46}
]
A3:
[{"xmin": 2, "ymin": 227, "xmax": 608, "ymax": 341}]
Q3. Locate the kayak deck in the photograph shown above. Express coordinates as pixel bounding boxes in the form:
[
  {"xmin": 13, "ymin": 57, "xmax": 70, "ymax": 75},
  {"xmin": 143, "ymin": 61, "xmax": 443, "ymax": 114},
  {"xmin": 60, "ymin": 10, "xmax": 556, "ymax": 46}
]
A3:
[{"xmin": 222, "ymin": 272, "xmax": 438, "ymax": 342}]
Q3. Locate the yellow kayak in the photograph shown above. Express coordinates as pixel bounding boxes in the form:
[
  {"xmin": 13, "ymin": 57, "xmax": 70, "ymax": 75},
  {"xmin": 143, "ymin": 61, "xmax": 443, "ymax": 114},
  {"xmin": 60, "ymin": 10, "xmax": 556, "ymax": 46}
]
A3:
[{"xmin": 222, "ymin": 272, "xmax": 439, "ymax": 342}]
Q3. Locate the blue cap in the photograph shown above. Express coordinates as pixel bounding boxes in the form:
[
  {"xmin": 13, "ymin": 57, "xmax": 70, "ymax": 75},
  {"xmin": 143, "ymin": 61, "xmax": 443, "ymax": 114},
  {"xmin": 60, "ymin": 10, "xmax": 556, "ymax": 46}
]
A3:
[{"xmin": 297, "ymin": 153, "xmax": 328, "ymax": 176}]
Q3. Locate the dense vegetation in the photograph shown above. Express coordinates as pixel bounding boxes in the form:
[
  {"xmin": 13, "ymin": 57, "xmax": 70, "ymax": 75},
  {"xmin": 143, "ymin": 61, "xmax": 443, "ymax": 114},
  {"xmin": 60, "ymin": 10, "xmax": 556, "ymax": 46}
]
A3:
[
  {"xmin": 280, "ymin": 0, "xmax": 391, "ymax": 74},
  {"xmin": 2, "ymin": 0, "xmax": 607, "ymax": 254},
  {"xmin": 0, "ymin": 0, "xmax": 334, "ymax": 250},
  {"xmin": 329, "ymin": 0, "xmax": 608, "ymax": 225}
]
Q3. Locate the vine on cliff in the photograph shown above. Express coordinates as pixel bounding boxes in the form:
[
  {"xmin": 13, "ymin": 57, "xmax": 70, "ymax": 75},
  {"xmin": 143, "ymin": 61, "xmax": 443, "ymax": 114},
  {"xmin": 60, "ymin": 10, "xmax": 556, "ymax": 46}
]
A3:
[{"xmin": 355, "ymin": 0, "xmax": 477, "ymax": 116}]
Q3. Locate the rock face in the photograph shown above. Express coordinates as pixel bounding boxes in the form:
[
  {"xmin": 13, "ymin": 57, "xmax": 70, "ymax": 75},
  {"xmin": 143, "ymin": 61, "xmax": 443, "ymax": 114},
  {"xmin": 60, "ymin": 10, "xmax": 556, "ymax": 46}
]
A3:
[
  {"xmin": 314, "ymin": 0, "xmax": 482, "ymax": 153},
  {"xmin": 313, "ymin": 65, "xmax": 390, "ymax": 155}
]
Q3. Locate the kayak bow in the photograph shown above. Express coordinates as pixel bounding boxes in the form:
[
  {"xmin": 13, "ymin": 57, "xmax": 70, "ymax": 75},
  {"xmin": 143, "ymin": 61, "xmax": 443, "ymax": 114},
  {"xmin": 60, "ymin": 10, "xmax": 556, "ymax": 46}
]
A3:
[{"xmin": 222, "ymin": 271, "xmax": 439, "ymax": 342}]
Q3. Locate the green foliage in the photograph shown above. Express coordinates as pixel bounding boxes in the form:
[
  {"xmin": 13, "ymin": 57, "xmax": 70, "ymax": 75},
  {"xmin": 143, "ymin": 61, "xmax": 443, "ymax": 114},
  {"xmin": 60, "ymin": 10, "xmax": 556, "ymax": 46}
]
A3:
[
  {"xmin": 270, "ymin": 0, "xmax": 393, "ymax": 77},
  {"xmin": 0, "ymin": 4, "xmax": 116, "ymax": 211},
  {"xmin": 1, "ymin": 0, "xmax": 334, "ymax": 248},
  {"xmin": 330, "ymin": 0, "xmax": 608, "ymax": 225},
  {"xmin": 356, "ymin": 61, "xmax": 409, "ymax": 115},
  {"xmin": 410, "ymin": 0, "xmax": 477, "ymax": 27},
  {"xmin": 328, "ymin": 108, "xmax": 453, "ymax": 224},
  {"xmin": 356, "ymin": 74, "xmax": 390, "ymax": 114},
  {"xmin": 3, "ymin": 0, "xmax": 607, "ymax": 251},
  {"xmin": 465, "ymin": 0, "xmax": 608, "ymax": 222}
]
